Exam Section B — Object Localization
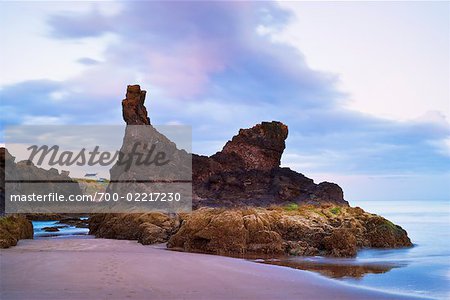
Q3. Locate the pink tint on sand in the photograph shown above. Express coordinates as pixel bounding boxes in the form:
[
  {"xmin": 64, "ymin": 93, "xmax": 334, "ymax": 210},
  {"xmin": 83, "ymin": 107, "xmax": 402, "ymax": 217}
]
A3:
[{"xmin": 0, "ymin": 238, "xmax": 421, "ymax": 300}]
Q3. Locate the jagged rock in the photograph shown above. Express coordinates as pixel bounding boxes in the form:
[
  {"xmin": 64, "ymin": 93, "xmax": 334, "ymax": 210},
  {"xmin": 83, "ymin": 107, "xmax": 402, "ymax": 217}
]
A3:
[
  {"xmin": 167, "ymin": 205, "xmax": 412, "ymax": 258},
  {"xmin": 0, "ymin": 148, "xmax": 83, "ymax": 214},
  {"xmin": 218, "ymin": 121, "xmax": 288, "ymax": 171},
  {"xmin": 323, "ymin": 228, "xmax": 357, "ymax": 257},
  {"xmin": 192, "ymin": 132, "xmax": 348, "ymax": 207},
  {"xmin": 0, "ymin": 214, "xmax": 33, "ymax": 248},
  {"xmin": 107, "ymin": 85, "xmax": 191, "ymax": 212},
  {"xmin": 85, "ymin": 85, "xmax": 411, "ymax": 258},
  {"xmin": 57, "ymin": 217, "xmax": 89, "ymax": 228},
  {"xmin": 89, "ymin": 213, "xmax": 181, "ymax": 245},
  {"xmin": 114, "ymin": 84, "xmax": 348, "ymax": 208},
  {"xmin": 122, "ymin": 84, "xmax": 150, "ymax": 125},
  {"xmin": 42, "ymin": 226, "xmax": 60, "ymax": 232}
]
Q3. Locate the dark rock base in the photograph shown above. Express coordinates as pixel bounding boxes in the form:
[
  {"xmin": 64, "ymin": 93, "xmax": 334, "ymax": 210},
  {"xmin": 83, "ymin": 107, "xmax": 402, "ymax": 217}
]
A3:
[{"xmin": 0, "ymin": 215, "xmax": 34, "ymax": 248}]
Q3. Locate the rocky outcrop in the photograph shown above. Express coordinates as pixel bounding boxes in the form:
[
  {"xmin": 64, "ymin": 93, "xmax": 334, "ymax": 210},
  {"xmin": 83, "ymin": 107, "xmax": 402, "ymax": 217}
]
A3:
[
  {"xmin": 42, "ymin": 226, "xmax": 60, "ymax": 232},
  {"xmin": 218, "ymin": 121, "xmax": 288, "ymax": 171},
  {"xmin": 193, "ymin": 158, "xmax": 346, "ymax": 207},
  {"xmin": 57, "ymin": 217, "xmax": 89, "ymax": 228},
  {"xmin": 1, "ymin": 147, "xmax": 83, "ymax": 214},
  {"xmin": 86, "ymin": 85, "xmax": 411, "ymax": 259},
  {"xmin": 117, "ymin": 85, "xmax": 347, "ymax": 208},
  {"xmin": 88, "ymin": 204, "xmax": 411, "ymax": 258},
  {"xmin": 89, "ymin": 213, "xmax": 181, "ymax": 245},
  {"xmin": 122, "ymin": 84, "xmax": 150, "ymax": 125},
  {"xmin": 106, "ymin": 85, "xmax": 191, "ymax": 212},
  {"xmin": 191, "ymin": 123, "xmax": 347, "ymax": 207},
  {"xmin": 167, "ymin": 205, "xmax": 412, "ymax": 258},
  {"xmin": 0, "ymin": 214, "xmax": 33, "ymax": 248}
]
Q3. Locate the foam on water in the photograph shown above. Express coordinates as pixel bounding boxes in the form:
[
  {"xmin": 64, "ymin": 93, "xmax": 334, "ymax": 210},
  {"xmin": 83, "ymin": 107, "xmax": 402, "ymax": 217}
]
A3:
[{"xmin": 33, "ymin": 220, "xmax": 89, "ymax": 238}]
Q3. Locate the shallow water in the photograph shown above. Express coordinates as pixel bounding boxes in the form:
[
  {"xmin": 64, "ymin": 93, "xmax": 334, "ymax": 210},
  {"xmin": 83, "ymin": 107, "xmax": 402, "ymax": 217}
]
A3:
[
  {"xmin": 30, "ymin": 202, "xmax": 449, "ymax": 298},
  {"xmin": 260, "ymin": 200, "xmax": 450, "ymax": 299},
  {"xmin": 33, "ymin": 219, "xmax": 89, "ymax": 238}
]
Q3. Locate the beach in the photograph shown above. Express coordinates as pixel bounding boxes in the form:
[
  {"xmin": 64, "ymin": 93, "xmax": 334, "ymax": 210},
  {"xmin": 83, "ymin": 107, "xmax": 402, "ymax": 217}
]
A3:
[
  {"xmin": 0, "ymin": 237, "xmax": 424, "ymax": 300},
  {"xmin": 258, "ymin": 200, "xmax": 450, "ymax": 299}
]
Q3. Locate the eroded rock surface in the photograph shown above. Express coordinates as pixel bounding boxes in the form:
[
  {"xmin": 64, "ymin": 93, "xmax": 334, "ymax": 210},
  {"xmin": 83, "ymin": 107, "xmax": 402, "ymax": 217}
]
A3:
[
  {"xmin": 118, "ymin": 84, "xmax": 347, "ymax": 207},
  {"xmin": 192, "ymin": 123, "xmax": 347, "ymax": 206},
  {"xmin": 122, "ymin": 84, "xmax": 150, "ymax": 125},
  {"xmin": 167, "ymin": 205, "xmax": 412, "ymax": 257},
  {"xmin": 106, "ymin": 85, "xmax": 191, "ymax": 212},
  {"xmin": 1, "ymin": 148, "xmax": 83, "ymax": 214},
  {"xmin": 0, "ymin": 214, "xmax": 33, "ymax": 248},
  {"xmin": 90, "ymin": 85, "xmax": 412, "ymax": 258},
  {"xmin": 89, "ymin": 213, "xmax": 181, "ymax": 245},
  {"xmin": 219, "ymin": 121, "xmax": 288, "ymax": 171}
]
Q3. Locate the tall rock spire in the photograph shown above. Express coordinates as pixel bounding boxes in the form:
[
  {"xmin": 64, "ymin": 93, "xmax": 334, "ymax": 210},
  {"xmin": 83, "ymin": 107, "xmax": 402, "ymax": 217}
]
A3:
[{"xmin": 122, "ymin": 85, "xmax": 150, "ymax": 125}]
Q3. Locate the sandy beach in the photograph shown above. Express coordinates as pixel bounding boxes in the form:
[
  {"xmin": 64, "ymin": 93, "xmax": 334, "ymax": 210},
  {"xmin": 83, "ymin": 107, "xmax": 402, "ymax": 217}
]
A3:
[{"xmin": 0, "ymin": 237, "xmax": 424, "ymax": 300}]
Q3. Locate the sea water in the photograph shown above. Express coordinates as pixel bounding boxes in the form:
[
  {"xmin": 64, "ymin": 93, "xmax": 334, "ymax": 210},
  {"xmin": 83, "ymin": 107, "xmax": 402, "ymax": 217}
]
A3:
[
  {"xmin": 33, "ymin": 219, "xmax": 89, "ymax": 238},
  {"xmin": 30, "ymin": 202, "xmax": 450, "ymax": 298},
  {"xmin": 345, "ymin": 200, "xmax": 450, "ymax": 299},
  {"xmin": 269, "ymin": 201, "xmax": 450, "ymax": 299}
]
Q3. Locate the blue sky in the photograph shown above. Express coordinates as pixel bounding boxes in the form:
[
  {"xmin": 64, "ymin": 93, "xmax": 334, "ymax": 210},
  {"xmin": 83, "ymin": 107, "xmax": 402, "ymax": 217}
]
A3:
[{"xmin": 0, "ymin": 1, "xmax": 449, "ymax": 201}]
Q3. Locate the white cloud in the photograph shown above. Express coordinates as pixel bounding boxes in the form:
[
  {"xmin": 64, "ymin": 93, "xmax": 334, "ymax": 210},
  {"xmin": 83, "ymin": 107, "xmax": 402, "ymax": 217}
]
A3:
[
  {"xmin": 22, "ymin": 115, "xmax": 69, "ymax": 125},
  {"xmin": 275, "ymin": 1, "xmax": 450, "ymax": 121},
  {"xmin": 0, "ymin": 2, "xmax": 117, "ymax": 86},
  {"xmin": 1, "ymin": 1, "xmax": 449, "ymax": 201},
  {"xmin": 428, "ymin": 138, "xmax": 450, "ymax": 158}
]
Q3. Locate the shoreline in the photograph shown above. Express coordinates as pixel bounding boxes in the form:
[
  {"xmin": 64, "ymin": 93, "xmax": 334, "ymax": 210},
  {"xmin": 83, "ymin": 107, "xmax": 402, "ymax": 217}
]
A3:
[{"xmin": 0, "ymin": 237, "xmax": 427, "ymax": 300}]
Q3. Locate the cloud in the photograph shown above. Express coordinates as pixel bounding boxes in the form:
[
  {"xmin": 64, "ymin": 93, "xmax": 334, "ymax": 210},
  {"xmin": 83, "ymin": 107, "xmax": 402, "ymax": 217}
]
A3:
[
  {"xmin": 46, "ymin": 2, "xmax": 338, "ymax": 102},
  {"xmin": 47, "ymin": 8, "xmax": 111, "ymax": 39},
  {"xmin": 1, "ymin": 1, "xmax": 449, "ymax": 180},
  {"xmin": 77, "ymin": 57, "xmax": 100, "ymax": 66},
  {"xmin": 0, "ymin": 79, "xmax": 123, "ymax": 128}
]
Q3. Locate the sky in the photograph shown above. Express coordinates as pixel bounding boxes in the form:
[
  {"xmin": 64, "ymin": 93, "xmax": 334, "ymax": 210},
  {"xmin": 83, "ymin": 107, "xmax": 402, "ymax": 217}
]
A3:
[{"xmin": 0, "ymin": 1, "xmax": 449, "ymax": 202}]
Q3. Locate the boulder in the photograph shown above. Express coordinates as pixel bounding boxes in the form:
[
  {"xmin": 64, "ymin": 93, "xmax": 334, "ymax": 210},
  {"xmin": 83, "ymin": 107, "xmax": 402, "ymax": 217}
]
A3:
[
  {"xmin": 0, "ymin": 214, "xmax": 33, "ymax": 248},
  {"xmin": 167, "ymin": 205, "xmax": 412, "ymax": 258},
  {"xmin": 89, "ymin": 212, "xmax": 181, "ymax": 245},
  {"xmin": 42, "ymin": 226, "xmax": 60, "ymax": 232}
]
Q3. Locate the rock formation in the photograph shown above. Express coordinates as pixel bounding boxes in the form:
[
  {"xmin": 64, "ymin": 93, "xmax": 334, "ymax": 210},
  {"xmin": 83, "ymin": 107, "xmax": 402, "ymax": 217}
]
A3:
[
  {"xmin": 0, "ymin": 214, "xmax": 33, "ymax": 248},
  {"xmin": 218, "ymin": 121, "xmax": 288, "ymax": 171},
  {"xmin": 107, "ymin": 85, "xmax": 192, "ymax": 212},
  {"xmin": 88, "ymin": 204, "xmax": 412, "ymax": 258},
  {"xmin": 192, "ymin": 126, "xmax": 347, "ymax": 207},
  {"xmin": 119, "ymin": 84, "xmax": 347, "ymax": 208},
  {"xmin": 89, "ymin": 212, "xmax": 181, "ymax": 245},
  {"xmin": 0, "ymin": 147, "xmax": 83, "ymax": 214},
  {"xmin": 167, "ymin": 205, "xmax": 412, "ymax": 257},
  {"xmin": 122, "ymin": 84, "xmax": 150, "ymax": 125},
  {"xmin": 0, "ymin": 85, "xmax": 413, "ymax": 258}
]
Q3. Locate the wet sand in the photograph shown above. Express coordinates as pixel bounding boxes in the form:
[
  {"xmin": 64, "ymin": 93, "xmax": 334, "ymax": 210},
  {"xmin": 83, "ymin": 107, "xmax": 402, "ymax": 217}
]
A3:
[
  {"xmin": 0, "ymin": 237, "xmax": 424, "ymax": 300},
  {"xmin": 258, "ymin": 258, "xmax": 402, "ymax": 279}
]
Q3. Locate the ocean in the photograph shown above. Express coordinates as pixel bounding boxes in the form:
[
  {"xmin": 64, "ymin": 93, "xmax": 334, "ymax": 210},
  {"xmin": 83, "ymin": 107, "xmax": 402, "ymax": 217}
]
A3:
[
  {"xmin": 33, "ymin": 219, "xmax": 89, "ymax": 238},
  {"xmin": 30, "ymin": 201, "xmax": 449, "ymax": 299},
  {"xmin": 261, "ymin": 200, "xmax": 450, "ymax": 299},
  {"xmin": 348, "ymin": 200, "xmax": 450, "ymax": 299}
]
